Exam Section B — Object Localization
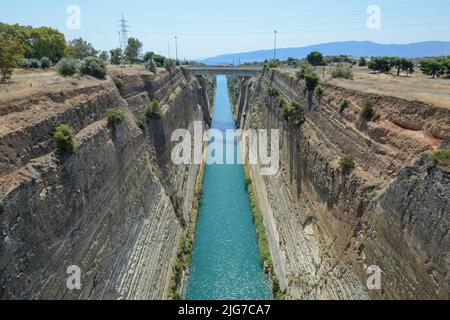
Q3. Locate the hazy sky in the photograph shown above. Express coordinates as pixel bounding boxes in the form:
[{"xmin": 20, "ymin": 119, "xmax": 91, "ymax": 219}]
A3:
[{"xmin": 1, "ymin": 0, "xmax": 449, "ymax": 59}]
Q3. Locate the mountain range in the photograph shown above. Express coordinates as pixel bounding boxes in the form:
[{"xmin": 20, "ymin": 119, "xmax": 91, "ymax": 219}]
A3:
[{"xmin": 201, "ymin": 41, "xmax": 450, "ymax": 65}]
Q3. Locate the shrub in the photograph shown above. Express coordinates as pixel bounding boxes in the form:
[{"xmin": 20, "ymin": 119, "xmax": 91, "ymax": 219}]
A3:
[
  {"xmin": 282, "ymin": 101, "xmax": 306, "ymax": 127},
  {"xmin": 145, "ymin": 100, "xmax": 162, "ymax": 119},
  {"xmin": 340, "ymin": 154, "xmax": 356, "ymax": 173},
  {"xmin": 112, "ymin": 76, "xmax": 123, "ymax": 89},
  {"xmin": 79, "ymin": 56, "xmax": 107, "ymax": 79},
  {"xmin": 266, "ymin": 60, "xmax": 279, "ymax": 69},
  {"xmin": 331, "ymin": 63, "xmax": 354, "ymax": 79},
  {"xmin": 267, "ymin": 86, "xmax": 280, "ymax": 98},
  {"xmin": 244, "ymin": 177, "xmax": 252, "ymax": 189},
  {"xmin": 359, "ymin": 57, "xmax": 367, "ymax": 67},
  {"xmin": 304, "ymin": 71, "xmax": 319, "ymax": 91},
  {"xmin": 56, "ymin": 58, "xmax": 78, "ymax": 77},
  {"xmin": 361, "ymin": 100, "xmax": 376, "ymax": 121},
  {"xmin": 432, "ymin": 149, "xmax": 450, "ymax": 167},
  {"xmin": 19, "ymin": 58, "xmax": 41, "ymax": 69},
  {"xmin": 145, "ymin": 58, "xmax": 157, "ymax": 73},
  {"xmin": 106, "ymin": 108, "xmax": 125, "ymax": 127},
  {"xmin": 53, "ymin": 124, "xmax": 76, "ymax": 154},
  {"xmin": 164, "ymin": 59, "xmax": 176, "ymax": 72},
  {"xmin": 295, "ymin": 63, "xmax": 314, "ymax": 80},
  {"xmin": 40, "ymin": 57, "xmax": 51, "ymax": 69},
  {"xmin": 338, "ymin": 99, "xmax": 350, "ymax": 113},
  {"xmin": 0, "ymin": 201, "xmax": 4, "ymax": 214},
  {"xmin": 315, "ymin": 84, "xmax": 324, "ymax": 97},
  {"xmin": 136, "ymin": 118, "xmax": 146, "ymax": 131}
]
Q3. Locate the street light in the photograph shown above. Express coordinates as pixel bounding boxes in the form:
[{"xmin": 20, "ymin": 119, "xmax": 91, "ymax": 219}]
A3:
[
  {"xmin": 274, "ymin": 30, "xmax": 277, "ymax": 61},
  {"xmin": 175, "ymin": 36, "xmax": 179, "ymax": 63}
]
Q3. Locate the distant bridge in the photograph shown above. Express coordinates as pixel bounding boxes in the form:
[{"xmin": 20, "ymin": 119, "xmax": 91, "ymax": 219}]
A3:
[{"xmin": 188, "ymin": 66, "xmax": 263, "ymax": 77}]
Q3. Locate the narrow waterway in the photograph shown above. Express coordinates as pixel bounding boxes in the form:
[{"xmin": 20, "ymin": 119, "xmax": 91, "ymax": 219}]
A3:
[{"xmin": 184, "ymin": 76, "xmax": 272, "ymax": 300}]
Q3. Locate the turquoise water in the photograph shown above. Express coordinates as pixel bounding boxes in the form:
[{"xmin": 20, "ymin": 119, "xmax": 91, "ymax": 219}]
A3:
[{"xmin": 184, "ymin": 76, "xmax": 272, "ymax": 300}]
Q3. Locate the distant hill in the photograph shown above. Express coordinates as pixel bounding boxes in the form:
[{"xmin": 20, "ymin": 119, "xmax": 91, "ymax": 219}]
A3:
[{"xmin": 201, "ymin": 41, "xmax": 450, "ymax": 65}]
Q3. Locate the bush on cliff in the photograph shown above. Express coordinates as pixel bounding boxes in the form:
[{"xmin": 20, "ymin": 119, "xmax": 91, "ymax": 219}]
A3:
[
  {"xmin": 267, "ymin": 86, "xmax": 280, "ymax": 98},
  {"xmin": 432, "ymin": 148, "xmax": 450, "ymax": 167},
  {"xmin": 304, "ymin": 71, "xmax": 320, "ymax": 91},
  {"xmin": 145, "ymin": 100, "xmax": 162, "ymax": 120},
  {"xmin": 56, "ymin": 58, "xmax": 78, "ymax": 77},
  {"xmin": 361, "ymin": 100, "xmax": 376, "ymax": 121},
  {"xmin": 79, "ymin": 56, "xmax": 107, "ymax": 79},
  {"xmin": 112, "ymin": 76, "xmax": 123, "ymax": 89},
  {"xmin": 53, "ymin": 124, "xmax": 76, "ymax": 154},
  {"xmin": 145, "ymin": 58, "xmax": 157, "ymax": 73},
  {"xmin": 340, "ymin": 154, "xmax": 356, "ymax": 173},
  {"xmin": 338, "ymin": 99, "xmax": 350, "ymax": 113},
  {"xmin": 106, "ymin": 108, "xmax": 125, "ymax": 127},
  {"xmin": 136, "ymin": 118, "xmax": 146, "ymax": 131}
]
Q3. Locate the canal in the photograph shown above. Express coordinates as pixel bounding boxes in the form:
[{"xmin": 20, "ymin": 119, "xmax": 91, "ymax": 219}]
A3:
[{"xmin": 184, "ymin": 75, "xmax": 272, "ymax": 300}]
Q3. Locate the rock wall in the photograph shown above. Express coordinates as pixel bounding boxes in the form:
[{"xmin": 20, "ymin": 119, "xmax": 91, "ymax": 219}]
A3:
[
  {"xmin": 0, "ymin": 67, "xmax": 213, "ymax": 299},
  {"xmin": 233, "ymin": 69, "xmax": 449, "ymax": 300}
]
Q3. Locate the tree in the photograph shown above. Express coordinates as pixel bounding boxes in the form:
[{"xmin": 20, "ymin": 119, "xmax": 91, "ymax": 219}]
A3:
[
  {"xmin": 368, "ymin": 57, "xmax": 391, "ymax": 73},
  {"xmin": 29, "ymin": 27, "xmax": 67, "ymax": 62},
  {"xmin": 401, "ymin": 59, "xmax": 415, "ymax": 76},
  {"xmin": 304, "ymin": 71, "xmax": 319, "ymax": 91},
  {"xmin": 306, "ymin": 51, "xmax": 324, "ymax": 69},
  {"xmin": 98, "ymin": 51, "xmax": 109, "ymax": 62},
  {"xmin": 124, "ymin": 37, "xmax": 143, "ymax": 64},
  {"xmin": 359, "ymin": 57, "xmax": 367, "ymax": 67},
  {"xmin": 420, "ymin": 58, "xmax": 444, "ymax": 79},
  {"xmin": 0, "ymin": 39, "xmax": 24, "ymax": 82},
  {"xmin": 110, "ymin": 48, "xmax": 122, "ymax": 65},
  {"xmin": 68, "ymin": 37, "xmax": 97, "ymax": 59}
]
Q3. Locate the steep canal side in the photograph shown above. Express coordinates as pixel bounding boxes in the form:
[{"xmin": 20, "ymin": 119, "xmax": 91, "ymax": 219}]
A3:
[{"xmin": 184, "ymin": 76, "xmax": 272, "ymax": 300}]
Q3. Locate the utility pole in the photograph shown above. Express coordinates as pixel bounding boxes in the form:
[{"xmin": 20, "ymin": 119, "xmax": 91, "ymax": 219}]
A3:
[
  {"xmin": 273, "ymin": 30, "xmax": 277, "ymax": 61},
  {"xmin": 168, "ymin": 44, "xmax": 171, "ymax": 60},
  {"xmin": 175, "ymin": 36, "xmax": 178, "ymax": 63}
]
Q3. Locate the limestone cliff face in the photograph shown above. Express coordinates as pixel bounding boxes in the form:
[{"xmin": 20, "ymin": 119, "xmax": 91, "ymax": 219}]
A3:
[
  {"xmin": 233, "ymin": 69, "xmax": 449, "ymax": 300},
  {"xmin": 0, "ymin": 67, "xmax": 213, "ymax": 299}
]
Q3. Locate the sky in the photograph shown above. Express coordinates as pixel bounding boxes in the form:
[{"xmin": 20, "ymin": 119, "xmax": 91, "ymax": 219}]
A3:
[{"xmin": 1, "ymin": 0, "xmax": 450, "ymax": 59}]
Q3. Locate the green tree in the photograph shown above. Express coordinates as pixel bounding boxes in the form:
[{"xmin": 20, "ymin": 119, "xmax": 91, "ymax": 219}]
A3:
[
  {"xmin": 304, "ymin": 71, "xmax": 319, "ymax": 91},
  {"xmin": 368, "ymin": 57, "xmax": 391, "ymax": 73},
  {"xmin": 98, "ymin": 51, "xmax": 109, "ymax": 62},
  {"xmin": 359, "ymin": 57, "xmax": 367, "ymax": 67},
  {"xmin": 29, "ymin": 27, "xmax": 67, "ymax": 62},
  {"xmin": 0, "ymin": 39, "xmax": 24, "ymax": 82},
  {"xmin": 110, "ymin": 48, "xmax": 122, "ymax": 65},
  {"xmin": 68, "ymin": 37, "xmax": 97, "ymax": 59},
  {"xmin": 306, "ymin": 51, "xmax": 324, "ymax": 69},
  {"xmin": 125, "ymin": 37, "xmax": 143, "ymax": 63},
  {"xmin": 420, "ymin": 58, "xmax": 444, "ymax": 79}
]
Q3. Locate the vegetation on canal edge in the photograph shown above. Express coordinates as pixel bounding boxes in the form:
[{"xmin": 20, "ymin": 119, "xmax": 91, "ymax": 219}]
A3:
[
  {"xmin": 244, "ymin": 165, "xmax": 285, "ymax": 300},
  {"xmin": 168, "ymin": 158, "xmax": 206, "ymax": 300}
]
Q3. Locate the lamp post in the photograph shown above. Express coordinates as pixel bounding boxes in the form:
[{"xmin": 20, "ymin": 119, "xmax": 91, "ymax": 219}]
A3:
[
  {"xmin": 273, "ymin": 30, "xmax": 277, "ymax": 61},
  {"xmin": 175, "ymin": 36, "xmax": 178, "ymax": 63}
]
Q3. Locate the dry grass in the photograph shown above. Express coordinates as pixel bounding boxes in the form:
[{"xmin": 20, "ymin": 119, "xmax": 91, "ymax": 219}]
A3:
[
  {"xmin": 326, "ymin": 68, "xmax": 450, "ymax": 108},
  {"xmin": 282, "ymin": 66, "xmax": 450, "ymax": 108}
]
